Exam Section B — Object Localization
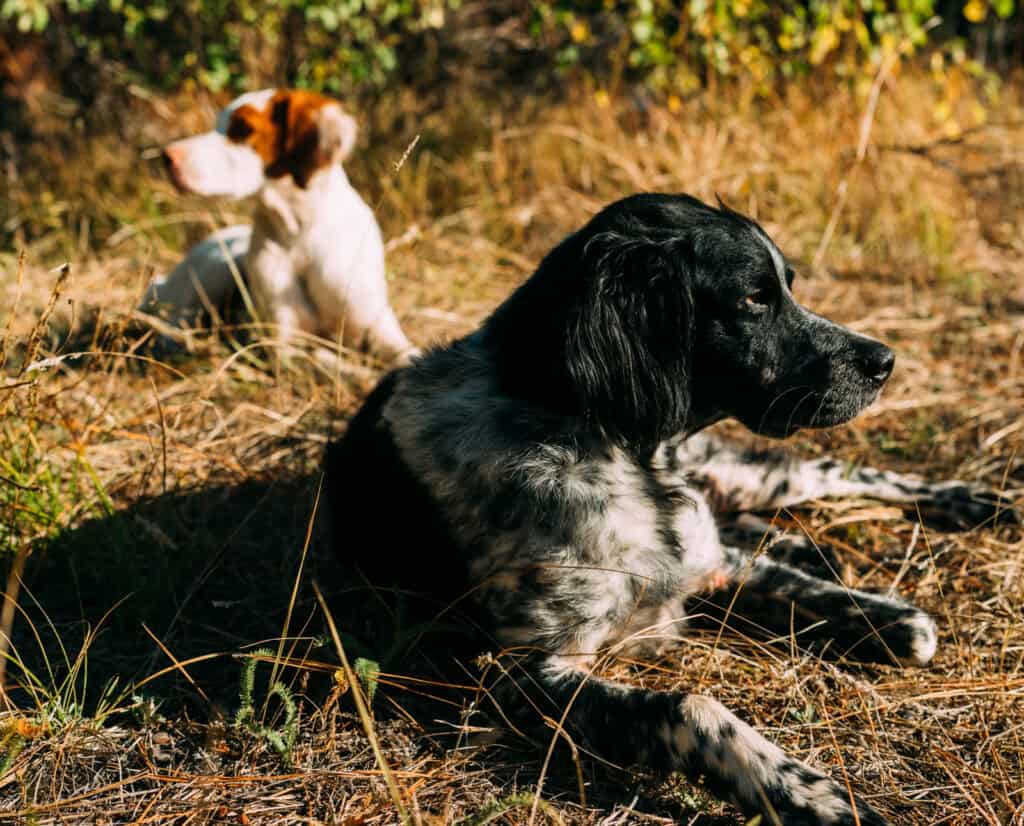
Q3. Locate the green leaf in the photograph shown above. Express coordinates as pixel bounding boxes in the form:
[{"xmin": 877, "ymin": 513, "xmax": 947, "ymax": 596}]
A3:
[
  {"xmin": 632, "ymin": 17, "xmax": 653, "ymax": 44},
  {"xmin": 354, "ymin": 657, "xmax": 380, "ymax": 705}
]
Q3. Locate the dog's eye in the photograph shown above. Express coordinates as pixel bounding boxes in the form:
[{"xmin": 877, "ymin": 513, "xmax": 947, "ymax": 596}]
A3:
[
  {"xmin": 743, "ymin": 290, "xmax": 771, "ymax": 313},
  {"xmin": 227, "ymin": 116, "xmax": 254, "ymax": 142}
]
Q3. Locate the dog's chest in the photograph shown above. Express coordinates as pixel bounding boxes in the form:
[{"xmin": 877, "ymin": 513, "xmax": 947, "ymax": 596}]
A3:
[
  {"xmin": 582, "ymin": 451, "xmax": 724, "ymax": 596},
  {"xmin": 385, "ymin": 365, "xmax": 725, "ymax": 595},
  {"xmin": 382, "ymin": 359, "xmax": 731, "ymax": 656}
]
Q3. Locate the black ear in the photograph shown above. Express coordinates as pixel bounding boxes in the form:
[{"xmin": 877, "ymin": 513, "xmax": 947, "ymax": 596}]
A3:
[{"xmin": 566, "ymin": 233, "xmax": 693, "ymax": 458}]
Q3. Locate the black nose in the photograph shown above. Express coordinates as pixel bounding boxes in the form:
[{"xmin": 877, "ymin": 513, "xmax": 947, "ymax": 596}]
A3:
[{"xmin": 861, "ymin": 344, "xmax": 895, "ymax": 384}]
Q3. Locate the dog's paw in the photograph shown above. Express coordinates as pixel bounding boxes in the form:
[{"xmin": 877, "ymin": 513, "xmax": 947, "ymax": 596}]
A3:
[
  {"xmin": 887, "ymin": 608, "xmax": 938, "ymax": 667},
  {"xmin": 761, "ymin": 757, "xmax": 891, "ymax": 825},
  {"xmin": 682, "ymin": 695, "xmax": 891, "ymax": 826},
  {"xmin": 915, "ymin": 481, "xmax": 1019, "ymax": 531}
]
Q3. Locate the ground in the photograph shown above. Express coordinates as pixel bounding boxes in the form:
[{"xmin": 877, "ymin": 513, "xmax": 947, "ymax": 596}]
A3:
[{"xmin": 0, "ymin": 71, "xmax": 1023, "ymax": 824}]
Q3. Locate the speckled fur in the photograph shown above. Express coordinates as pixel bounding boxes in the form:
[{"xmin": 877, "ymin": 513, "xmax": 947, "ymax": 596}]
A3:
[{"xmin": 325, "ymin": 194, "xmax": 1015, "ymax": 826}]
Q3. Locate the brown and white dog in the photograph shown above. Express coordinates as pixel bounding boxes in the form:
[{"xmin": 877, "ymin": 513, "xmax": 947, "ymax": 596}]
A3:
[{"xmin": 140, "ymin": 89, "xmax": 417, "ymax": 366}]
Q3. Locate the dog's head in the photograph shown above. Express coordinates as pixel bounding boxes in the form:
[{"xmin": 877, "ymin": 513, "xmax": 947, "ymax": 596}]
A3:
[
  {"xmin": 484, "ymin": 193, "xmax": 893, "ymax": 456},
  {"xmin": 162, "ymin": 88, "xmax": 358, "ymax": 198}
]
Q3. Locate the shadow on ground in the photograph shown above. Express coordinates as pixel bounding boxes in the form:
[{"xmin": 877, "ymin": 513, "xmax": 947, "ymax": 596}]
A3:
[
  {"xmin": 14, "ymin": 469, "xmax": 476, "ymax": 715},
  {"xmin": 13, "ymin": 473, "xmax": 333, "ymax": 707},
  {"xmin": 8, "ymin": 468, "xmax": 740, "ymax": 823}
]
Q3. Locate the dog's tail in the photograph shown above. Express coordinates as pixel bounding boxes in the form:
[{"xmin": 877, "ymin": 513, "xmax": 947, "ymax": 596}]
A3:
[{"xmin": 486, "ymin": 653, "xmax": 888, "ymax": 826}]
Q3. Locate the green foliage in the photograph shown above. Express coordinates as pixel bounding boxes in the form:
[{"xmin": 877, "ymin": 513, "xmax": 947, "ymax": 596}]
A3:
[
  {"xmin": 531, "ymin": 0, "xmax": 1018, "ymax": 94},
  {"xmin": 1, "ymin": 612, "xmax": 136, "ymax": 732},
  {"xmin": 353, "ymin": 655, "xmax": 379, "ymax": 705},
  {"xmin": 457, "ymin": 791, "xmax": 560, "ymax": 826},
  {"xmin": 2, "ymin": 0, "xmax": 459, "ymax": 94},
  {"xmin": 0, "ymin": 421, "xmax": 110, "ymax": 554},
  {"xmin": 0, "ymin": 1, "xmax": 1016, "ymax": 98},
  {"xmin": 0, "ymin": 728, "xmax": 27, "ymax": 777},
  {"xmin": 235, "ymin": 647, "xmax": 299, "ymax": 761}
]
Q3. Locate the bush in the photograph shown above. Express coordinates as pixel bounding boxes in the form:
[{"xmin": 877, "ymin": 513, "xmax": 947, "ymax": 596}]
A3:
[
  {"xmin": 1, "ymin": 0, "xmax": 1019, "ymax": 101},
  {"xmin": 531, "ymin": 0, "xmax": 1018, "ymax": 95},
  {"xmin": 1, "ymin": 0, "xmax": 458, "ymax": 94}
]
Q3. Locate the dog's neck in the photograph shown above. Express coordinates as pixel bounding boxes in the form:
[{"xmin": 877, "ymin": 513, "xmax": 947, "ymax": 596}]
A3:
[{"xmin": 255, "ymin": 163, "xmax": 354, "ymax": 239}]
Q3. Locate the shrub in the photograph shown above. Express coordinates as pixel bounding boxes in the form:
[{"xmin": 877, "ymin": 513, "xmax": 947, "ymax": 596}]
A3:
[
  {"xmin": 1, "ymin": 1, "xmax": 1018, "ymax": 100},
  {"xmin": 531, "ymin": 0, "xmax": 1018, "ymax": 95},
  {"xmin": 1, "ymin": 0, "xmax": 457, "ymax": 94}
]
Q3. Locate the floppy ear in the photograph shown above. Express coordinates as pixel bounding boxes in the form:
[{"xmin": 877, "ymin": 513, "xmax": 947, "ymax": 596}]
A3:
[
  {"xmin": 265, "ymin": 94, "xmax": 355, "ymax": 187},
  {"xmin": 565, "ymin": 233, "xmax": 694, "ymax": 458},
  {"xmin": 265, "ymin": 95, "xmax": 307, "ymax": 184},
  {"xmin": 316, "ymin": 103, "xmax": 358, "ymax": 162}
]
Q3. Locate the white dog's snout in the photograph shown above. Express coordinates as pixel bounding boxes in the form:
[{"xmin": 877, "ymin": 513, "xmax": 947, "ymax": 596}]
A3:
[{"xmin": 161, "ymin": 132, "xmax": 265, "ymax": 199}]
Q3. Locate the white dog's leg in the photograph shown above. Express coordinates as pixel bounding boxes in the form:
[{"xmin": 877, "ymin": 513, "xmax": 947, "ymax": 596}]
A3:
[
  {"xmin": 139, "ymin": 225, "xmax": 251, "ymax": 331},
  {"xmin": 245, "ymin": 238, "xmax": 319, "ymax": 356},
  {"xmin": 352, "ymin": 302, "xmax": 419, "ymax": 365}
]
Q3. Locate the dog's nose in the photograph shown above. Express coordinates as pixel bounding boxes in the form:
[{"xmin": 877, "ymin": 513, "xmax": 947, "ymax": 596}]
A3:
[
  {"xmin": 162, "ymin": 144, "xmax": 190, "ymax": 191},
  {"xmin": 861, "ymin": 344, "xmax": 895, "ymax": 384},
  {"xmin": 162, "ymin": 145, "xmax": 183, "ymax": 172}
]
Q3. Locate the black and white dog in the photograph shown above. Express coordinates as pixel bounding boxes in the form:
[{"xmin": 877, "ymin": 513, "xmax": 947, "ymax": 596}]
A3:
[{"xmin": 325, "ymin": 194, "xmax": 1014, "ymax": 825}]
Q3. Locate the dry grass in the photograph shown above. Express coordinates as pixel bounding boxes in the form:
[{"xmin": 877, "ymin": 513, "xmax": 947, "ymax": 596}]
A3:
[{"xmin": 1, "ymin": 68, "xmax": 1023, "ymax": 824}]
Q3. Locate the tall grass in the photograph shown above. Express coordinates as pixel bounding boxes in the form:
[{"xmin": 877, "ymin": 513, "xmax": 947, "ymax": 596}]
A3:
[{"xmin": 0, "ymin": 68, "xmax": 1021, "ymax": 824}]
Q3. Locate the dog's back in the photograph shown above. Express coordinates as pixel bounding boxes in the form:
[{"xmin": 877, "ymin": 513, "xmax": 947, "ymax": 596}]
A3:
[{"xmin": 317, "ymin": 193, "xmax": 989, "ymax": 826}]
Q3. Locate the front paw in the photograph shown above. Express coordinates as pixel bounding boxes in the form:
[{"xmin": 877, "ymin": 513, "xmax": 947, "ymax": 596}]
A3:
[{"xmin": 916, "ymin": 481, "xmax": 1019, "ymax": 531}]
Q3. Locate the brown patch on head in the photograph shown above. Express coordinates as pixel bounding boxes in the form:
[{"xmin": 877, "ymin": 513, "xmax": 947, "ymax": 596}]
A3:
[{"xmin": 225, "ymin": 90, "xmax": 346, "ymax": 188}]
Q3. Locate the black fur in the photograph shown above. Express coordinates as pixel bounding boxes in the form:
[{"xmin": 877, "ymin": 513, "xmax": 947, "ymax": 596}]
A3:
[{"xmin": 324, "ymin": 193, "xmax": 1014, "ymax": 825}]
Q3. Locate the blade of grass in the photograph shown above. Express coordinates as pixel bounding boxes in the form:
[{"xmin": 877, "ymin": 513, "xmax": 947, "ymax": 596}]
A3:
[{"xmin": 313, "ymin": 580, "xmax": 411, "ymax": 824}]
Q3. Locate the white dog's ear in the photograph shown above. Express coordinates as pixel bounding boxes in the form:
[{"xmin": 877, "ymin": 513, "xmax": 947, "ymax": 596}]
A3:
[{"xmin": 317, "ymin": 103, "xmax": 359, "ymax": 163}]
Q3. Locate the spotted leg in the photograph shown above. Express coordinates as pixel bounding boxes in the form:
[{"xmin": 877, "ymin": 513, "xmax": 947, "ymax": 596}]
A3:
[
  {"xmin": 486, "ymin": 653, "xmax": 889, "ymax": 826},
  {"xmin": 670, "ymin": 433, "xmax": 1018, "ymax": 529},
  {"xmin": 718, "ymin": 512, "xmax": 846, "ymax": 580},
  {"xmin": 692, "ymin": 546, "xmax": 937, "ymax": 667}
]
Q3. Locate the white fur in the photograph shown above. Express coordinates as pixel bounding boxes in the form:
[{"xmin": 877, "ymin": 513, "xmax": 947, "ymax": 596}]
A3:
[
  {"xmin": 139, "ymin": 225, "xmax": 251, "ymax": 328},
  {"xmin": 897, "ymin": 611, "xmax": 938, "ymax": 667},
  {"xmin": 141, "ymin": 89, "xmax": 417, "ymax": 365},
  {"xmin": 674, "ymin": 696, "xmax": 852, "ymax": 822},
  {"xmin": 163, "ymin": 132, "xmax": 266, "ymax": 199}
]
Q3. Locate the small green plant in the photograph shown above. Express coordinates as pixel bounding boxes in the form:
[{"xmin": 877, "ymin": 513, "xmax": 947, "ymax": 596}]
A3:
[
  {"xmin": 234, "ymin": 648, "xmax": 298, "ymax": 761},
  {"xmin": 0, "ymin": 720, "xmax": 30, "ymax": 777},
  {"xmin": 353, "ymin": 656, "xmax": 380, "ymax": 705},
  {"xmin": 0, "ymin": 422, "xmax": 112, "ymax": 553},
  {"xmin": 790, "ymin": 700, "xmax": 818, "ymax": 723},
  {"xmin": 130, "ymin": 693, "xmax": 166, "ymax": 727},
  {"xmin": 456, "ymin": 791, "xmax": 559, "ymax": 826},
  {"xmin": 0, "ymin": 603, "xmax": 136, "ymax": 738}
]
